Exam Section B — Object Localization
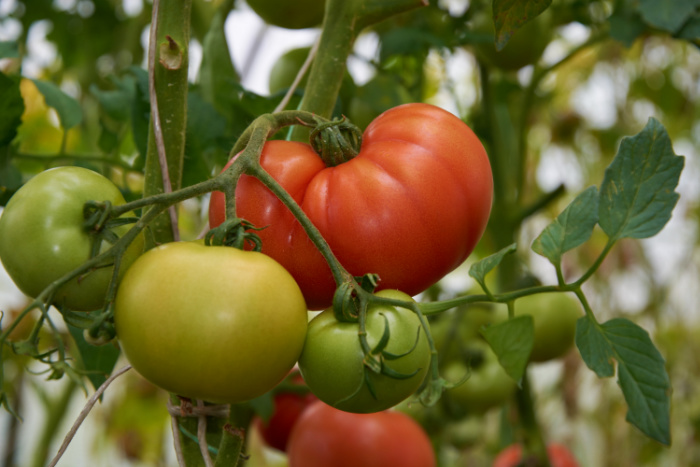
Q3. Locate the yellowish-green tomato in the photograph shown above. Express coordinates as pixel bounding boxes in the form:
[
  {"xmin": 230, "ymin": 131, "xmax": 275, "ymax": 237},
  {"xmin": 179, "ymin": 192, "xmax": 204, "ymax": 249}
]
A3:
[
  {"xmin": 114, "ymin": 241, "xmax": 308, "ymax": 403},
  {"xmin": 514, "ymin": 293, "xmax": 583, "ymax": 362}
]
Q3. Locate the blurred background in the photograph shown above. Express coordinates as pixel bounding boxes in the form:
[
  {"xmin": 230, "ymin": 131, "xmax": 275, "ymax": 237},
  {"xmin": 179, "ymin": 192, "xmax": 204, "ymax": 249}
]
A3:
[{"xmin": 0, "ymin": 0, "xmax": 699, "ymax": 465}]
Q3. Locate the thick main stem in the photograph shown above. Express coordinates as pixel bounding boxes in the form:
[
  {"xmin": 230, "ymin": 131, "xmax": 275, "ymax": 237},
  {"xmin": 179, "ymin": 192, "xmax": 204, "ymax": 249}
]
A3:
[
  {"xmin": 142, "ymin": 0, "xmax": 192, "ymax": 247},
  {"xmin": 291, "ymin": 0, "xmax": 426, "ymax": 141}
]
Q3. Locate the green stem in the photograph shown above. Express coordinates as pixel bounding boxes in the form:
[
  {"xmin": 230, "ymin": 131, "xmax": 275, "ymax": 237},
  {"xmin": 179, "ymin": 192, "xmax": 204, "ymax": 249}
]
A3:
[
  {"xmin": 248, "ymin": 165, "xmax": 353, "ymax": 287},
  {"xmin": 214, "ymin": 404, "xmax": 254, "ymax": 467},
  {"xmin": 291, "ymin": 0, "xmax": 425, "ymax": 140},
  {"xmin": 142, "ymin": 0, "xmax": 192, "ymax": 247}
]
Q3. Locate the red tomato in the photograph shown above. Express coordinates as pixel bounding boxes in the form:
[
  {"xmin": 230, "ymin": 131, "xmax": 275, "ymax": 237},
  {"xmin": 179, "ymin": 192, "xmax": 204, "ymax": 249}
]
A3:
[
  {"xmin": 493, "ymin": 443, "xmax": 579, "ymax": 467},
  {"xmin": 209, "ymin": 103, "xmax": 493, "ymax": 310},
  {"xmin": 254, "ymin": 374, "xmax": 317, "ymax": 452},
  {"xmin": 286, "ymin": 401, "xmax": 436, "ymax": 467}
]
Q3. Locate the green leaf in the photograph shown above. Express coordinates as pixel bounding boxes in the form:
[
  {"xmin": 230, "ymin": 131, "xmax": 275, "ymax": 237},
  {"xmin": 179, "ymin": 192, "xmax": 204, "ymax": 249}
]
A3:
[
  {"xmin": 199, "ymin": 1, "xmax": 239, "ymax": 119},
  {"xmin": 677, "ymin": 13, "xmax": 700, "ymax": 41},
  {"xmin": 127, "ymin": 66, "xmax": 151, "ymax": 168},
  {"xmin": 31, "ymin": 79, "xmax": 83, "ymax": 131},
  {"xmin": 492, "ymin": 0, "xmax": 551, "ymax": 50},
  {"xmin": 598, "ymin": 118, "xmax": 684, "ymax": 241},
  {"xmin": 608, "ymin": 11, "xmax": 648, "ymax": 47},
  {"xmin": 378, "ymin": 28, "xmax": 446, "ymax": 61},
  {"xmin": 532, "ymin": 186, "xmax": 599, "ymax": 266},
  {"xmin": 638, "ymin": 0, "xmax": 700, "ymax": 34},
  {"xmin": 67, "ymin": 323, "xmax": 120, "ymax": 392},
  {"xmin": 184, "ymin": 91, "xmax": 228, "ymax": 187},
  {"xmin": 576, "ymin": 316, "xmax": 671, "ymax": 445},
  {"xmin": 481, "ymin": 315, "xmax": 533, "ymax": 385},
  {"xmin": 468, "ymin": 243, "xmax": 517, "ymax": 290},
  {"xmin": 90, "ymin": 79, "xmax": 134, "ymax": 122},
  {"xmin": 0, "ymin": 73, "xmax": 24, "ymax": 146},
  {"xmin": 0, "ymin": 41, "xmax": 19, "ymax": 59}
]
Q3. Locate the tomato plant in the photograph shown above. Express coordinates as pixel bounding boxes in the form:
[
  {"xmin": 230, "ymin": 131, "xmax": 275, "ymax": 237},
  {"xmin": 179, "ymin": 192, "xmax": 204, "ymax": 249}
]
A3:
[
  {"xmin": 494, "ymin": 442, "xmax": 580, "ymax": 467},
  {"xmin": 442, "ymin": 340, "xmax": 516, "ymax": 415},
  {"xmin": 514, "ymin": 293, "xmax": 582, "ymax": 362},
  {"xmin": 254, "ymin": 372, "xmax": 317, "ymax": 452},
  {"xmin": 209, "ymin": 103, "xmax": 493, "ymax": 310},
  {"xmin": 113, "ymin": 241, "xmax": 308, "ymax": 403},
  {"xmin": 286, "ymin": 400, "xmax": 436, "ymax": 467},
  {"xmin": 0, "ymin": 167, "xmax": 144, "ymax": 311},
  {"xmin": 298, "ymin": 289, "xmax": 431, "ymax": 413},
  {"xmin": 247, "ymin": 0, "xmax": 325, "ymax": 30}
]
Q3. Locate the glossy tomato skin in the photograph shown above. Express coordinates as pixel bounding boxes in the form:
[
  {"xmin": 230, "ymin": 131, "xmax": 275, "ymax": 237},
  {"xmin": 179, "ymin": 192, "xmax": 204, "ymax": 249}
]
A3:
[
  {"xmin": 299, "ymin": 290, "xmax": 431, "ymax": 413},
  {"xmin": 493, "ymin": 443, "xmax": 579, "ymax": 467},
  {"xmin": 287, "ymin": 400, "xmax": 436, "ymax": 467},
  {"xmin": 254, "ymin": 374, "xmax": 317, "ymax": 452},
  {"xmin": 209, "ymin": 103, "xmax": 493, "ymax": 310},
  {"xmin": 247, "ymin": 0, "xmax": 324, "ymax": 29},
  {"xmin": 114, "ymin": 241, "xmax": 308, "ymax": 404},
  {"xmin": 514, "ymin": 293, "xmax": 582, "ymax": 362},
  {"xmin": 0, "ymin": 167, "xmax": 144, "ymax": 311}
]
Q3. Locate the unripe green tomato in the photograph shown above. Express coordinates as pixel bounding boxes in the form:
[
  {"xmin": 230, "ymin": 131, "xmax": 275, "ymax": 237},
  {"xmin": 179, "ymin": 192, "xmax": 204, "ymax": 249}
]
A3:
[
  {"xmin": 298, "ymin": 289, "xmax": 431, "ymax": 413},
  {"xmin": 0, "ymin": 167, "xmax": 144, "ymax": 311},
  {"xmin": 514, "ymin": 293, "xmax": 582, "ymax": 362},
  {"xmin": 443, "ymin": 340, "xmax": 516, "ymax": 415},
  {"xmin": 247, "ymin": 0, "xmax": 324, "ymax": 30},
  {"xmin": 471, "ymin": 6, "xmax": 552, "ymax": 71}
]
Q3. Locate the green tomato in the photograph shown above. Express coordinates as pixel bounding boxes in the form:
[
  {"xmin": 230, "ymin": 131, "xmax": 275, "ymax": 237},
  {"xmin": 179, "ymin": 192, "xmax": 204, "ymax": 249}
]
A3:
[
  {"xmin": 471, "ymin": 5, "xmax": 552, "ymax": 71},
  {"xmin": 514, "ymin": 293, "xmax": 582, "ymax": 362},
  {"xmin": 443, "ymin": 340, "xmax": 516, "ymax": 415},
  {"xmin": 114, "ymin": 241, "xmax": 308, "ymax": 403},
  {"xmin": 298, "ymin": 289, "xmax": 431, "ymax": 413},
  {"xmin": 0, "ymin": 167, "xmax": 144, "ymax": 311},
  {"xmin": 247, "ymin": 0, "xmax": 324, "ymax": 30}
]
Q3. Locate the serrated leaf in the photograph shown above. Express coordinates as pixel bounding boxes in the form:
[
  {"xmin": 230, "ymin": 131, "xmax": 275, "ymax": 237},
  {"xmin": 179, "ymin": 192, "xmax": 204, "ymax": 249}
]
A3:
[
  {"xmin": 493, "ymin": 0, "xmax": 551, "ymax": 50},
  {"xmin": 576, "ymin": 316, "xmax": 671, "ymax": 445},
  {"xmin": 599, "ymin": 118, "xmax": 684, "ymax": 241},
  {"xmin": 481, "ymin": 315, "xmax": 533, "ymax": 385},
  {"xmin": 0, "ymin": 73, "xmax": 24, "ymax": 146},
  {"xmin": 67, "ymin": 323, "xmax": 120, "ymax": 392},
  {"xmin": 31, "ymin": 79, "xmax": 83, "ymax": 131},
  {"xmin": 532, "ymin": 186, "xmax": 599, "ymax": 266},
  {"xmin": 638, "ymin": 0, "xmax": 700, "ymax": 34},
  {"xmin": 0, "ymin": 41, "xmax": 19, "ymax": 59},
  {"xmin": 469, "ymin": 243, "xmax": 517, "ymax": 288}
]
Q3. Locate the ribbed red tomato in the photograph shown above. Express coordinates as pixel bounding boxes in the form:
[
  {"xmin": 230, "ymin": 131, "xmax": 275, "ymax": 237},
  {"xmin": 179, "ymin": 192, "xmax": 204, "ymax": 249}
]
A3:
[
  {"xmin": 286, "ymin": 401, "xmax": 436, "ymax": 467},
  {"xmin": 209, "ymin": 103, "xmax": 493, "ymax": 309}
]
